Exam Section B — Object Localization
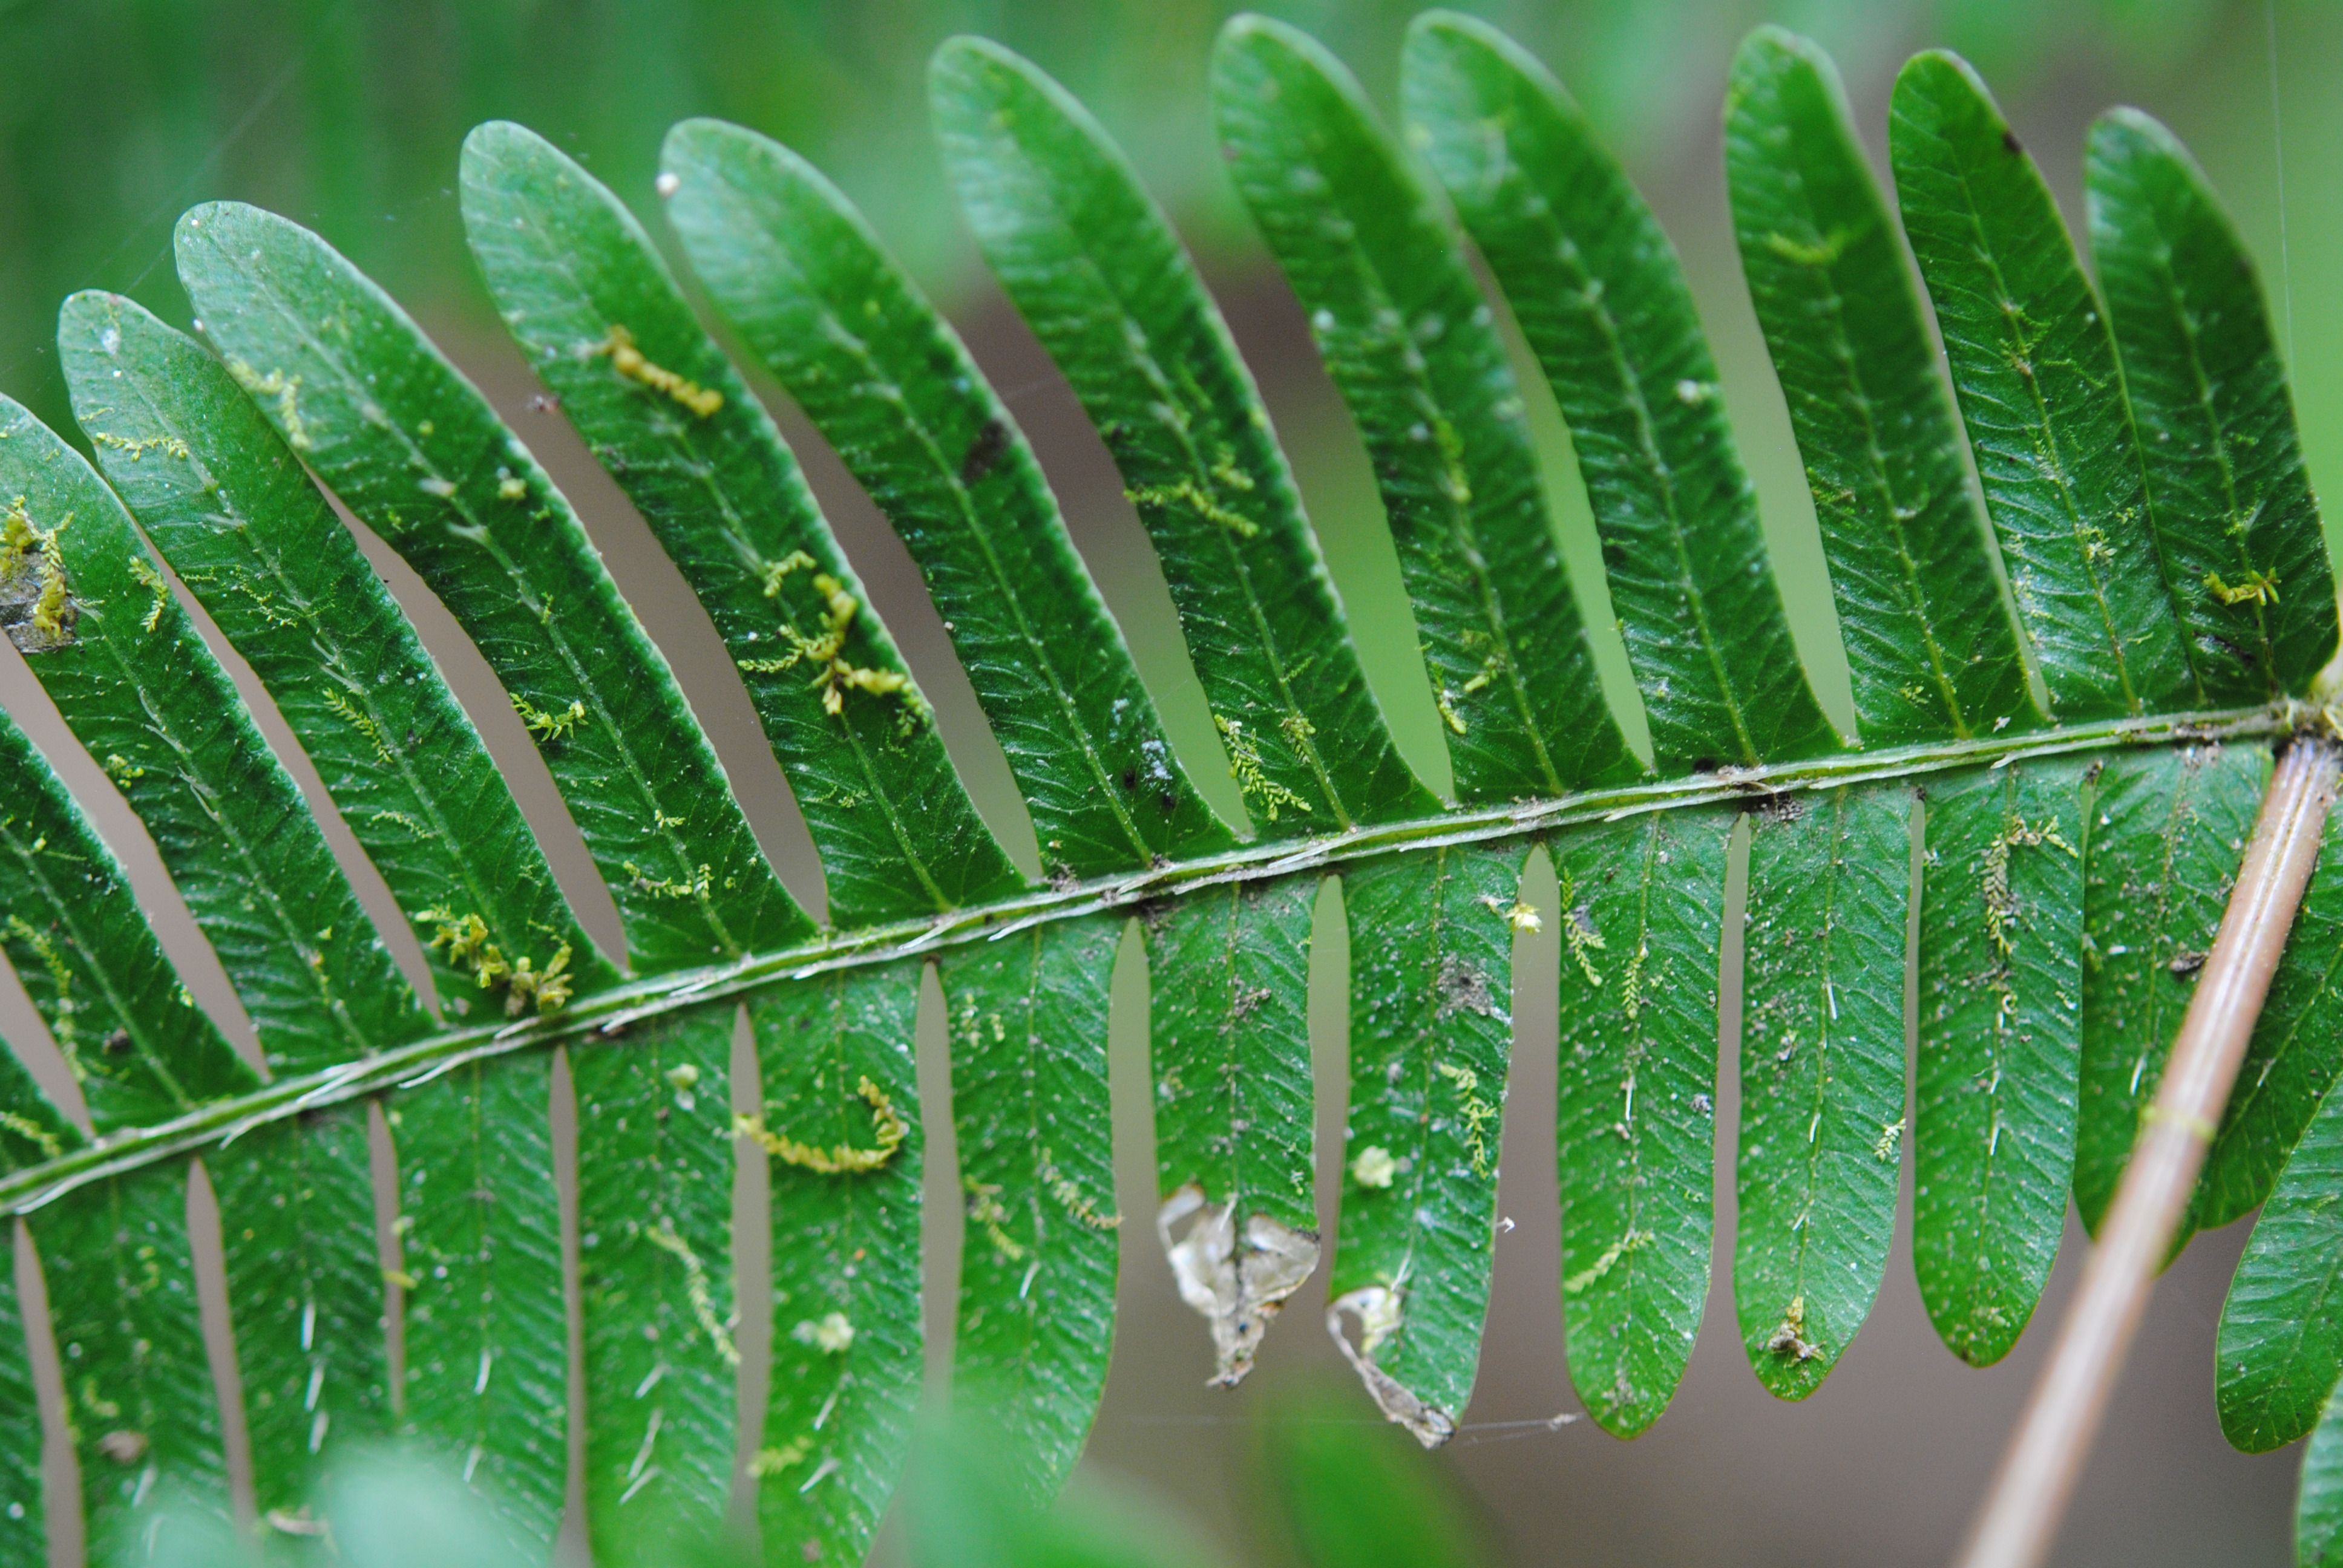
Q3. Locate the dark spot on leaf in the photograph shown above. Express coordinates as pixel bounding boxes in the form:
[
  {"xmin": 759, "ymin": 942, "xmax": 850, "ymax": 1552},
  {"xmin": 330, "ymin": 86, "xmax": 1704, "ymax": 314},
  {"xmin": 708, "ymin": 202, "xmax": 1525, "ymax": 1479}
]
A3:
[
  {"xmin": 1122, "ymin": 769, "xmax": 1139, "ymax": 790},
  {"xmin": 959, "ymin": 417, "xmax": 1012, "ymax": 486},
  {"xmin": 1692, "ymin": 757, "xmax": 1719, "ymax": 775},
  {"xmin": 2002, "ymin": 128, "xmax": 2024, "ymax": 155},
  {"xmin": 1159, "ymin": 791, "xmax": 1178, "ymax": 813},
  {"xmin": 1754, "ymin": 792, "xmax": 1806, "ymax": 824}
]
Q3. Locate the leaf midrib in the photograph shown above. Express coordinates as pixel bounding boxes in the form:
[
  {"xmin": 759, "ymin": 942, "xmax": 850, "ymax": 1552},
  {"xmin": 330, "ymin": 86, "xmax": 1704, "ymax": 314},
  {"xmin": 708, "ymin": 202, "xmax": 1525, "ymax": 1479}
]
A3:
[
  {"xmin": 494, "ymin": 196, "xmax": 961, "ymax": 917},
  {"xmin": 0, "ymin": 702, "xmax": 2281, "ymax": 1215},
  {"xmin": 217, "ymin": 245, "xmax": 750, "ymax": 963},
  {"xmin": 986, "ymin": 151, "xmax": 1357, "ymax": 829},
  {"xmin": 1774, "ymin": 209, "xmax": 1976, "ymax": 740},
  {"xmin": 801, "ymin": 282, "xmax": 1164, "ymax": 870},
  {"xmin": 96, "ymin": 376, "xmax": 504, "ymax": 1005},
  {"xmin": 1298, "ymin": 144, "xmax": 1564, "ymax": 797},
  {"xmin": 1938, "ymin": 151, "xmax": 2147, "ymax": 716}
]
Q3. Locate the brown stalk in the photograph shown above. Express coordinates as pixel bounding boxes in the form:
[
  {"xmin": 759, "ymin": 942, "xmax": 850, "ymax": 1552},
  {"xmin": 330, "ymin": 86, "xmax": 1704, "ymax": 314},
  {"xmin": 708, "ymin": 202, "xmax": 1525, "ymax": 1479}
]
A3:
[{"xmin": 1955, "ymin": 734, "xmax": 2342, "ymax": 1568}]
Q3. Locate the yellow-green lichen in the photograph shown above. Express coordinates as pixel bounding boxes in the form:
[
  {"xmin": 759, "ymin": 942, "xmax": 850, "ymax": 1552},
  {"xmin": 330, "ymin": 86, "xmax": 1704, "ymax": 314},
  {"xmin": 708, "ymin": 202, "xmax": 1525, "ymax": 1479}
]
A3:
[{"xmin": 735, "ymin": 1076, "xmax": 907, "ymax": 1174}]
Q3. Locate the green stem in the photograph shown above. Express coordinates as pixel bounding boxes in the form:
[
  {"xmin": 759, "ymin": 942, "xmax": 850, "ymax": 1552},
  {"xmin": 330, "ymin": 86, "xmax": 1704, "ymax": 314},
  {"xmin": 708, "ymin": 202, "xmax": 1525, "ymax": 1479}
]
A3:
[{"xmin": 1, "ymin": 701, "xmax": 2285, "ymax": 1216}]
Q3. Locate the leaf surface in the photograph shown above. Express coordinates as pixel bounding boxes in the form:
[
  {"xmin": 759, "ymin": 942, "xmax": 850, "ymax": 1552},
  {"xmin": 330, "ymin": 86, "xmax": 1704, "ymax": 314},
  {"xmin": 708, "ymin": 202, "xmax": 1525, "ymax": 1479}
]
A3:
[
  {"xmin": 0, "ymin": 396, "xmax": 422, "ymax": 1073},
  {"xmin": 61, "ymin": 290, "xmax": 612, "ymax": 1017},
  {"xmin": 661, "ymin": 120, "xmax": 1231, "ymax": 877},
  {"xmin": 2219, "ymin": 1069, "xmax": 2343, "ymax": 1452},
  {"xmin": 1553, "ymin": 808, "xmax": 1733, "ymax": 1436},
  {"xmin": 2073, "ymin": 742, "xmax": 2266, "ymax": 1233},
  {"xmin": 1737, "ymin": 783, "xmax": 1910, "ymax": 1399},
  {"xmin": 209, "ymin": 1105, "xmax": 387, "ymax": 1540},
  {"xmin": 1403, "ymin": 13, "xmax": 1839, "ymax": 773},
  {"xmin": 1913, "ymin": 756, "xmax": 2088, "ymax": 1365},
  {"xmin": 1216, "ymin": 15, "xmax": 1636, "ymax": 799},
  {"xmin": 1143, "ymin": 875, "xmax": 1319, "ymax": 1384},
  {"xmin": 0, "ymin": 708, "xmax": 250, "ymax": 1127},
  {"xmin": 459, "ymin": 122, "xmax": 1021, "ymax": 926},
  {"xmin": 2198, "ymin": 801, "xmax": 2343, "ymax": 1232},
  {"xmin": 2086, "ymin": 108, "xmax": 2337, "ymax": 702},
  {"xmin": 931, "ymin": 38, "xmax": 1435, "ymax": 834},
  {"xmin": 748, "ymin": 965, "xmax": 924, "ymax": 1564},
  {"xmin": 573, "ymin": 1003, "xmax": 737, "ymax": 1557},
  {"xmin": 175, "ymin": 201, "xmax": 810, "ymax": 973},
  {"xmin": 940, "ymin": 915, "xmax": 1122, "ymax": 1499},
  {"xmin": 1330, "ymin": 844, "xmax": 1519, "ymax": 1443},
  {"xmin": 1723, "ymin": 27, "xmax": 2034, "ymax": 747},
  {"xmin": 39, "ymin": 1168, "xmax": 222, "ymax": 1551},
  {"xmin": 2299, "ymin": 1382, "xmax": 2343, "ymax": 1566},
  {"xmin": 0, "ymin": 1052, "xmax": 79, "ymax": 1563},
  {"xmin": 393, "ymin": 1053, "xmax": 565, "ymax": 1549},
  {"xmin": 1889, "ymin": 53, "xmax": 2195, "ymax": 721}
]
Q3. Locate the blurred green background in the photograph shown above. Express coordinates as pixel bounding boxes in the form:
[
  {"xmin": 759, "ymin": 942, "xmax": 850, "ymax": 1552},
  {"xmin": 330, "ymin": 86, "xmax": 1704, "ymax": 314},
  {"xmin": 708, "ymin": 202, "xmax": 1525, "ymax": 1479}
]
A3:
[{"xmin": 2, "ymin": 2, "xmax": 2337, "ymax": 1564}]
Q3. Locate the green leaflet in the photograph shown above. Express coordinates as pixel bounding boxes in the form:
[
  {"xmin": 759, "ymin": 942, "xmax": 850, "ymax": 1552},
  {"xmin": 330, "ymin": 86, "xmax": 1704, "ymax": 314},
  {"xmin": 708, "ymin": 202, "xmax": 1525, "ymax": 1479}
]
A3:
[
  {"xmin": 2074, "ymin": 743, "xmax": 2267, "ymax": 1235},
  {"xmin": 0, "ymin": 1224, "xmax": 32, "ymax": 1564},
  {"xmin": 0, "ymin": 708, "xmax": 251, "ymax": 1127},
  {"xmin": 1401, "ymin": 14, "xmax": 1840, "ymax": 774},
  {"xmin": 660, "ymin": 119, "xmax": 1231, "ymax": 878},
  {"xmin": 175, "ymin": 202, "xmax": 810, "ymax": 973},
  {"xmin": 393, "ymin": 1053, "xmax": 565, "ymax": 1549},
  {"xmin": 1889, "ymin": 53, "xmax": 2197, "ymax": 722},
  {"xmin": 2219, "ymin": 1070, "xmax": 2343, "ymax": 1453},
  {"xmin": 2301, "ymin": 1383, "xmax": 2343, "ymax": 1566},
  {"xmin": 1142, "ymin": 876, "xmax": 1319, "ymax": 1385},
  {"xmin": 1553, "ymin": 808, "xmax": 1732, "ymax": 1437},
  {"xmin": 209, "ymin": 1105, "xmax": 388, "ymax": 1546},
  {"xmin": 940, "ymin": 915, "xmax": 1122, "ymax": 1500},
  {"xmin": 0, "ymin": 1051, "xmax": 78, "ymax": 1561},
  {"xmin": 747, "ymin": 965, "xmax": 923, "ymax": 1565},
  {"xmin": 1737, "ymin": 785, "xmax": 1910, "ymax": 1400},
  {"xmin": 1215, "ymin": 16, "xmax": 1636, "ymax": 800},
  {"xmin": 39, "ymin": 1166, "xmax": 223, "ymax": 1551},
  {"xmin": 1913, "ymin": 756, "xmax": 2088, "ymax": 1367},
  {"xmin": 574, "ymin": 1003, "xmax": 737, "ymax": 1558},
  {"xmin": 0, "ymin": 396, "xmax": 422, "ymax": 1073},
  {"xmin": 930, "ymin": 39, "xmax": 1437, "ymax": 834},
  {"xmin": 458, "ymin": 123, "xmax": 1021, "ymax": 926},
  {"xmin": 60, "ymin": 291, "xmax": 610, "ymax": 1019},
  {"xmin": 1723, "ymin": 28, "xmax": 2035, "ymax": 748},
  {"xmin": 2198, "ymin": 802, "xmax": 2343, "ymax": 1232},
  {"xmin": 1331, "ymin": 844, "xmax": 1521, "ymax": 1446},
  {"xmin": 2087, "ymin": 109, "xmax": 2338, "ymax": 703}
]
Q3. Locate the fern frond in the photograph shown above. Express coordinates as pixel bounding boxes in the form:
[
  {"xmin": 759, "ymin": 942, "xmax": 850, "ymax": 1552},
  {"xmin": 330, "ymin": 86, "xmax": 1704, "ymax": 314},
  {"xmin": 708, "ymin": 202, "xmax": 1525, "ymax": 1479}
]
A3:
[{"xmin": 1, "ymin": 12, "xmax": 2341, "ymax": 1563}]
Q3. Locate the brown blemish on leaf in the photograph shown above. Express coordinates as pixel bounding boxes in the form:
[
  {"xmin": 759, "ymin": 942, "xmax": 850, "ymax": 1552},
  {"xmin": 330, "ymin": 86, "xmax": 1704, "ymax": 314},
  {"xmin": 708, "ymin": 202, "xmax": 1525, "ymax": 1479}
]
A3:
[{"xmin": 1765, "ymin": 1294, "xmax": 1825, "ymax": 1363}]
